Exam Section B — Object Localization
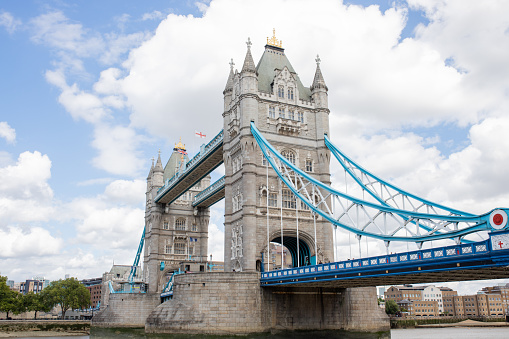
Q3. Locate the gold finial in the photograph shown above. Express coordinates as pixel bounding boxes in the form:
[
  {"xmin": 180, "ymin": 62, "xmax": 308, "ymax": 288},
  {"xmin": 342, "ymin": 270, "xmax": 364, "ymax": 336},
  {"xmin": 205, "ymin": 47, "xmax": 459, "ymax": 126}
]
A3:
[
  {"xmin": 266, "ymin": 28, "xmax": 283, "ymax": 48},
  {"xmin": 174, "ymin": 137, "xmax": 186, "ymax": 151}
]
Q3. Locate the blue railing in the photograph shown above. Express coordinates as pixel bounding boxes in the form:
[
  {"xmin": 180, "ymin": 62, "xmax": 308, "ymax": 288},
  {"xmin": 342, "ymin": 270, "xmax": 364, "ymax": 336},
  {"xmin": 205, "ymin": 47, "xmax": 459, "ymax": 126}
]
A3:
[
  {"xmin": 193, "ymin": 176, "xmax": 225, "ymax": 206},
  {"xmin": 156, "ymin": 129, "xmax": 224, "ymax": 199},
  {"xmin": 261, "ymin": 238, "xmax": 492, "ymax": 282}
]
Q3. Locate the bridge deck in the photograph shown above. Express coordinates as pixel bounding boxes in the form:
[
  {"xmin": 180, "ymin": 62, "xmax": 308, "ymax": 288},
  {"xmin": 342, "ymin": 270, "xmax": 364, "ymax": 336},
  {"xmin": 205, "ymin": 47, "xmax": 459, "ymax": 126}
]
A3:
[
  {"xmin": 155, "ymin": 130, "xmax": 224, "ymax": 205},
  {"xmin": 261, "ymin": 235, "xmax": 509, "ymax": 288}
]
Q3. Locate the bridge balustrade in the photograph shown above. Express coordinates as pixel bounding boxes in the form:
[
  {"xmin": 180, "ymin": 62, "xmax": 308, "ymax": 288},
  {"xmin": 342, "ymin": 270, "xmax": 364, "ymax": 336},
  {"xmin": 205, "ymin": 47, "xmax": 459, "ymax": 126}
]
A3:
[
  {"xmin": 193, "ymin": 176, "xmax": 225, "ymax": 207},
  {"xmin": 261, "ymin": 238, "xmax": 492, "ymax": 284}
]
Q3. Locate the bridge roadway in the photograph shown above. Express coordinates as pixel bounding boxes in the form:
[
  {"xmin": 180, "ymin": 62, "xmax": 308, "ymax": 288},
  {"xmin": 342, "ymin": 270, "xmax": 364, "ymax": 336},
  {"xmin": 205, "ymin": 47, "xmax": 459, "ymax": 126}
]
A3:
[
  {"xmin": 261, "ymin": 232, "xmax": 509, "ymax": 288},
  {"xmin": 155, "ymin": 130, "xmax": 224, "ymax": 205}
]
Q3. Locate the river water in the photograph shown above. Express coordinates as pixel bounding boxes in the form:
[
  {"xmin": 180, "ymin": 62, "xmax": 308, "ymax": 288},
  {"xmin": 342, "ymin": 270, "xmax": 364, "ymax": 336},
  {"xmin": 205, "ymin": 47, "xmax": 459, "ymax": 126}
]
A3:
[{"xmin": 15, "ymin": 327, "xmax": 509, "ymax": 338}]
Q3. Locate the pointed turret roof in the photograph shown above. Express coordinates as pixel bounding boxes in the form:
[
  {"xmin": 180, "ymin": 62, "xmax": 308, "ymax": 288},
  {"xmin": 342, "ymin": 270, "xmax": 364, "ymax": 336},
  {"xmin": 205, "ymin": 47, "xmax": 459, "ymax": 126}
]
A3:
[
  {"xmin": 154, "ymin": 149, "xmax": 164, "ymax": 173},
  {"xmin": 311, "ymin": 55, "xmax": 328, "ymax": 92},
  {"xmin": 163, "ymin": 140, "xmax": 189, "ymax": 182},
  {"xmin": 223, "ymin": 59, "xmax": 235, "ymax": 94},
  {"xmin": 241, "ymin": 37, "xmax": 256, "ymax": 73},
  {"xmin": 147, "ymin": 157, "xmax": 155, "ymax": 179},
  {"xmin": 255, "ymin": 44, "xmax": 311, "ymax": 101}
]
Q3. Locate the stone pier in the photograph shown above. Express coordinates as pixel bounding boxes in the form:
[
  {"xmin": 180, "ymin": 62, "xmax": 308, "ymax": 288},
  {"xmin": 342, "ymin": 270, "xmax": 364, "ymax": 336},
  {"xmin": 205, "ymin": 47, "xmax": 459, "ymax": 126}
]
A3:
[
  {"xmin": 92, "ymin": 293, "xmax": 160, "ymax": 328},
  {"xmin": 145, "ymin": 272, "xmax": 389, "ymax": 334}
]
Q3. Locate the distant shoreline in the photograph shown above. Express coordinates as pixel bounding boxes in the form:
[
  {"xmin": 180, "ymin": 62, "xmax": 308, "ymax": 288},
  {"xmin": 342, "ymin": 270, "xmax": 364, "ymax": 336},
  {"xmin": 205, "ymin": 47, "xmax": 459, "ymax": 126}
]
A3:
[{"xmin": 0, "ymin": 320, "xmax": 90, "ymax": 337}]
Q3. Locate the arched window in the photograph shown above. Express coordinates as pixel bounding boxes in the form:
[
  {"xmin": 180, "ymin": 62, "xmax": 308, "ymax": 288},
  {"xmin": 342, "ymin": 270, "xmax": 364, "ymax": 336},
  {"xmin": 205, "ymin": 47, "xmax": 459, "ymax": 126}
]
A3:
[
  {"xmin": 282, "ymin": 190, "xmax": 296, "ymax": 209},
  {"xmin": 174, "ymin": 242, "xmax": 186, "ymax": 254},
  {"xmin": 281, "ymin": 150, "xmax": 296, "ymax": 165},
  {"xmin": 288, "ymin": 87, "xmax": 294, "ymax": 100},
  {"xmin": 278, "ymin": 107, "xmax": 285, "ymax": 118},
  {"xmin": 278, "ymin": 86, "xmax": 284, "ymax": 98},
  {"xmin": 306, "ymin": 159, "xmax": 313, "ymax": 172},
  {"xmin": 288, "ymin": 109, "xmax": 295, "ymax": 120},
  {"xmin": 268, "ymin": 106, "xmax": 275, "ymax": 118},
  {"xmin": 175, "ymin": 218, "xmax": 186, "ymax": 231}
]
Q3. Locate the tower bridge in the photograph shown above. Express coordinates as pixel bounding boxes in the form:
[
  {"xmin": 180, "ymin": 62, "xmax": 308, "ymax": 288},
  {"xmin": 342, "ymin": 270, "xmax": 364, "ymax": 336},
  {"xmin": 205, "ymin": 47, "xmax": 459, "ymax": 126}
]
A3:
[{"xmin": 93, "ymin": 33, "xmax": 509, "ymax": 335}]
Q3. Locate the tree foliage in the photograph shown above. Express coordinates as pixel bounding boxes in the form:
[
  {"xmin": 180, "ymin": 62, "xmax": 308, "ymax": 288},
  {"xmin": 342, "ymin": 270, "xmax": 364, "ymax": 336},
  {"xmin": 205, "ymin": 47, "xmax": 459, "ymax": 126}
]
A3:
[
  {"xmin": 385, "ymin": 299, "xmax": 400, "ymax": 315},
  {"xmin": 23, "ymin": 292, "xmax": 53, "ymax": 319},
  {"xmin": 0, "ymin": 276, "xmax": 21, "ymax": 319},
  {"xmin": 41, "ymin": 278, "xmax": 90, "ymax": 319}
]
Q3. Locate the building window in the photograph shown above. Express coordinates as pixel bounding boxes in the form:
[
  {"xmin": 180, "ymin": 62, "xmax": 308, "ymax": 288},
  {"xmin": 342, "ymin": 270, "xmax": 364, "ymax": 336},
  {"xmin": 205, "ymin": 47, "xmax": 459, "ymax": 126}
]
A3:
[
  {"xmin": 281, "ymin": 150, "xmax": 296, "ymax": 165},
  {"xmin": 282, "ymin": 190, "xmax": 296, "ymax": 209},
  {"xmin": 288, "ymin": 87, "xmax": 294, "ymax": 100},
  {"xmin": 192, "ymin": 224, "xmax": 197, "ymax": 232},
  {"xmin": 279, "ymin": 107, "xmax": 285, "ymax": 118},
  {"xmin": 262, "ymin": 156, "xmax": 267, "ymax": 166},
  {"xmin": 269, "ymin": 106, "xmax": 276, "ymax": 118},
  {"xmin": 174, "ymin": 242, "xmax": 186, "ymax": 254},
  {"xmin": 163, "ymin": 221, "xmax": 169, "ymax": 230},
  {"xmin": 165, "ymin": 245, "xmax": 172, "ymax": 254},
  {"xmin": 300, "ymin": 201, "xmax": 309, "ymax": 210},
  {"xmin": 306, "ymin": 159, "xmax": 313, "ymax": 172},
  {"xmin": 175, "ymin": 218, "xmax": 186, "ymax": 231},
  {"xmin": 268, "ymin": 193, "xmax": 277, "ymax": 207},
  {"xmin": 278, "ymin": 86, "xmax": 284, "ymax": 98},
  {"xmin": 288, "ymin": 109, "xmax": 295, "ymax": 120},
  {"xmin": 297, "ymin": 112, "xmax": 304, "ymax": 123}
]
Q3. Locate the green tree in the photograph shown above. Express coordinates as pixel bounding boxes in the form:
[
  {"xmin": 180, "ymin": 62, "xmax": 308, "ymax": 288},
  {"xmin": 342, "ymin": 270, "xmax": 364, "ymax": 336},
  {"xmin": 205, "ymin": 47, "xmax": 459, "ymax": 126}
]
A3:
[
  {"xmin": 385, "ymin": 299, "xmax": 400, "ymax": 315},
  {"xmin": 0, "ymin": 276, "xmax": 20, "ymax": 319},
  {"xmin": 24, "ymin": 292, "xmax": 52, "ymax": 319},
  {"xmin": 41, "ymin": 278, "xmax": 90, "ymax": 319}
]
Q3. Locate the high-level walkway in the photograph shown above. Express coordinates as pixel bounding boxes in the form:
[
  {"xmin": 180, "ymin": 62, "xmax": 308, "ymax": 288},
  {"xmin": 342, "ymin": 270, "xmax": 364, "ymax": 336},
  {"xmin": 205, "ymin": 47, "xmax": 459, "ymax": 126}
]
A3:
[{"xmin": 155, "ymin": 130, "xmax": 224, "ymax": 205}]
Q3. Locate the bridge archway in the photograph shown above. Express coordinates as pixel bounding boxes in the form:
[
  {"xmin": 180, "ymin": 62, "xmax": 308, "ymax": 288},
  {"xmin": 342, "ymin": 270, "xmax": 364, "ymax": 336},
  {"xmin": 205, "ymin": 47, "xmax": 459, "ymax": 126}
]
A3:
[{"xmin": 269, "ymin": 231, "xmax": 314, "ymax": 268}]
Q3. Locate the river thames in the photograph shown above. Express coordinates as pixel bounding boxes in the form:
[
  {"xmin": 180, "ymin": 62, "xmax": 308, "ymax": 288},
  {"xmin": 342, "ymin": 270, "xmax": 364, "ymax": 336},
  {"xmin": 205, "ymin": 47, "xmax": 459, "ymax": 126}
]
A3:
[{"xmin": 10, "ymin": 327, "xmax": 509, "ymax": 339}]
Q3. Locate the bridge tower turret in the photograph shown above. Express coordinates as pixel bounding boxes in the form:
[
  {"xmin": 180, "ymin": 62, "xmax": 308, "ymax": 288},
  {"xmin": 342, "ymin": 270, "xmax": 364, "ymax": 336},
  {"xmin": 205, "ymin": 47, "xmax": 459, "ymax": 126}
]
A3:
[
  {"xmin": 144, "ymin": 144, "xmax": 210, "ymax": 293},
  {"xmin": 223, "ymin": 33, "xmax": 333, "ymax": 273}
]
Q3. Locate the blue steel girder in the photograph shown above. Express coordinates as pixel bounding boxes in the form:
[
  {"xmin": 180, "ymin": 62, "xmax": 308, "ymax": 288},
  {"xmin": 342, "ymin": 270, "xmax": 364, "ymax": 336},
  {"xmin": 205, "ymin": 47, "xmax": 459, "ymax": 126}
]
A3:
[
  {"xmin": 155, "ymin": 130, "xmax": 224, "ymax": 205},
  {"xmin": 250, "ymin": 122, "xmax": 509, "ymax": 245}
]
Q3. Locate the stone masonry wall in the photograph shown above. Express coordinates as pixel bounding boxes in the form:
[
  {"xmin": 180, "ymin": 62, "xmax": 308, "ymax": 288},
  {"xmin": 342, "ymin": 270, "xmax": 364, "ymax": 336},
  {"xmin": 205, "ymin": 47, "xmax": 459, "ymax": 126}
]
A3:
[
  {"xmin": 145, "ymin": 272, "xmax": 389, "ymax": 334},
  {"xmin": 146, "ymin": 272, "xmax": 265, "ymax": 334},
  {"xmin": 92, "ymin": 293, "xmax": 160, "ymax": 328}
]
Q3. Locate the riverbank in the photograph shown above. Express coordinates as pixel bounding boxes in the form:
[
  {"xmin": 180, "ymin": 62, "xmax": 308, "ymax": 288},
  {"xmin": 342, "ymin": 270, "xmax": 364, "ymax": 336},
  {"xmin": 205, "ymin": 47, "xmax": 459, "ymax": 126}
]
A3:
[
  {"xmin": 0, "ymin": 320, "xmax": 90, "ymax": 337},
  {"xmin": 391, "ymin": 316, "xmax": 508, "ymax": 328}
]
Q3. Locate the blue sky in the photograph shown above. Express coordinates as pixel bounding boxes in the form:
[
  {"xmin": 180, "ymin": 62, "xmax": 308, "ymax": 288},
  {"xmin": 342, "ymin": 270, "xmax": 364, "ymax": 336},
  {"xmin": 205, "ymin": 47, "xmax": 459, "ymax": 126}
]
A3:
[{"xmin": 1, "ymin": 0, "xmax": 509, "ymax": 294}]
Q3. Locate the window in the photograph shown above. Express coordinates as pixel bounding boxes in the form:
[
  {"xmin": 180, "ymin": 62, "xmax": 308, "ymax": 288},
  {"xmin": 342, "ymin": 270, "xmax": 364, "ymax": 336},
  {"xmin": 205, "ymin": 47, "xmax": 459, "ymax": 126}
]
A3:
[
  {"xmin": 306, "ymin": 159, "xmax": 313, "ymax": 172},
  {"xmin": 165, "ymin": 245, "xmax": 172, "ymax": 254},
  {"xmin": 297, "ymin": 112, "xmax": 304, "ymax": 123},
  {"xmin": 174, "ymin": 242, "xmax": 186, "ymax": 254},
  {"xmin": 278, "ymin": 86, "xmax": 284, "ymax": 98},
  {"xmin": 282, "ymin": 190, "xmax": 296, "ymax": 209},
  {"xmin": 269, "ymin": 106, "xmax": 275, "ymax": 118},
  {"xmin": 192, "ymin": 224, "xmax": 197, "ymax": 232},
  {"xmin": 281, "ymin": 150, "xmax": 296, "ymax": 165},
  {"xmin": 288, "ymin": 87, "xmax": 294, "ymax": 100},
  {"xmin": 163, "ymin": 221, "xmax": 169, "ymax": 230},
  {"xmin": 175, "ymin": 218, "xmax": 186, "ymax": 231},
  {"xmin": 268, "ymin": 193, "xmax": 277, "ymax": 207},
  {"xmin": 262, "ymin": 156, "xmax": 267, "ymax": 166},
  {"xmin": 279, "ymin": 107, "xmax": 285, "ymax": 118},
  {"xmin": 288, "ymin": 109, "xmax": 295, "ymax": 120}
]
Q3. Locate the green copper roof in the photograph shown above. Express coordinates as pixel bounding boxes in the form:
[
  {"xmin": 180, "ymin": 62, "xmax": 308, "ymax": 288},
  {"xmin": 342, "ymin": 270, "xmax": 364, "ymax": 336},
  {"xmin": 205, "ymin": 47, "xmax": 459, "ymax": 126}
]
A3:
[
  {"xmin": 255, "ymin": 45, "xmax": 311, "ymax": 101},
  {"xmin": 163, "ymin": 151, "xmax": 189, "ymax": 182}
]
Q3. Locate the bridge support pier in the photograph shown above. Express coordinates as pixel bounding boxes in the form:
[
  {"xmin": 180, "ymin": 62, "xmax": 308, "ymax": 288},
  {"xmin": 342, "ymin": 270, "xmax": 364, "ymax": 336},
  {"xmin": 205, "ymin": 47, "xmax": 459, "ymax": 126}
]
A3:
[{"xmin": 145, "ymin": 272, "xmax": 389, "ymax": 334}]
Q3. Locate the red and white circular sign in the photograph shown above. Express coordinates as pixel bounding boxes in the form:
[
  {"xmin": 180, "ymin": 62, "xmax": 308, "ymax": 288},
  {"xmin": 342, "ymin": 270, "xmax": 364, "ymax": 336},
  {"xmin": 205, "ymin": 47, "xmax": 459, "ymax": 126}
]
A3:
[{"xmin": 489, "ymin": 209, "xmax": 507, "ymax": 230}]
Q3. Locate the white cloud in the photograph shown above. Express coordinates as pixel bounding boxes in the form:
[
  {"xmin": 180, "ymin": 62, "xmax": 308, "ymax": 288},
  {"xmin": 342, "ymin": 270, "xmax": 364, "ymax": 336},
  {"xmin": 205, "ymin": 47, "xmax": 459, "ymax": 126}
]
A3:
[
  {"xmin": 0, "ymin": 11, "xmax": 21, "ymax": 34},
  {"xmin": 142, "ymin": 10, "xmax": 165, "ymax": 21},
  {"xmin": 208, "ymin": 222, "xmax": 224, "ymax": 262},
  {"xmin": 91, "ymin": 124, "xmax": 146, "ymax": 176},
  {"xmin": 100, "ymin": 32, "xmax": 151, "ymax": 65},
  {"xmin": 104, "ymin": 179, "xmax": 146, "ymax": 206},
  {"xmin": 30, "ymin": 11, "xmax": 104, "ymax": 58},
  {"xmin": 0, "ymin": 121, "xmax": 16, "ymax": 143},
  {"xmin": 0, "ymin": 226, "xmax": 63, "ymax": 258}
]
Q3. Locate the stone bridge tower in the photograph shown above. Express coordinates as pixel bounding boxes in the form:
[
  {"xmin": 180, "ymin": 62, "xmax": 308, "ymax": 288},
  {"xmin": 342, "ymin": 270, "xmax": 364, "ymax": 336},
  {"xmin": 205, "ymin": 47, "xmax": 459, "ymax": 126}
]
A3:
[
  {"xmin": 223, "ymin": 33, "xmax": 333, "ymax": 272},
  {"xmin": 144, "ymin": 141, "xmax": 210, "ymax": 293}
]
